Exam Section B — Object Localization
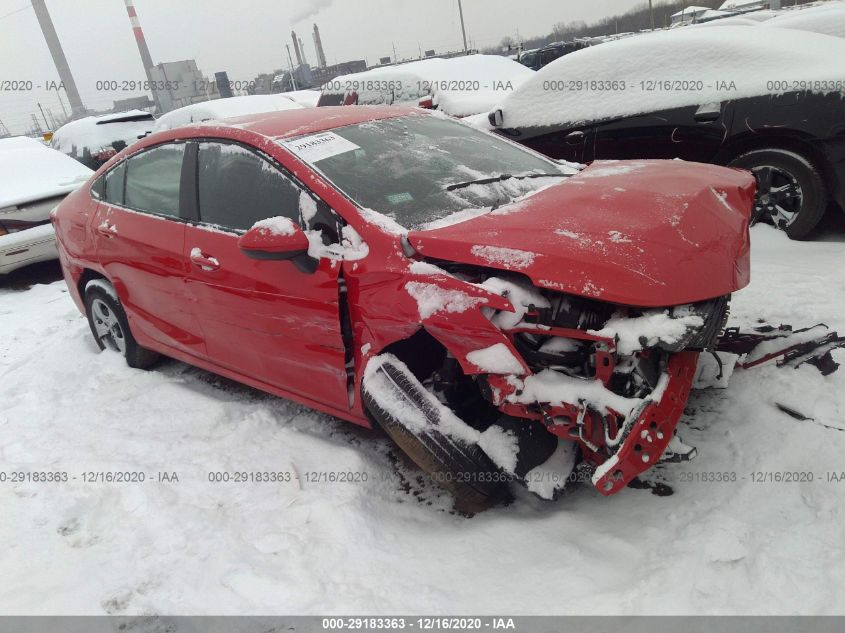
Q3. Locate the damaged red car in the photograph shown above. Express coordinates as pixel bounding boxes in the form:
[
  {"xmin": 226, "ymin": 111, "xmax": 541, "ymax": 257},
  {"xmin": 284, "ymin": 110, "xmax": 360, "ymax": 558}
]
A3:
[{"xmin": 52, "ymin": 106, "xmax": 756, "ymax": 512}]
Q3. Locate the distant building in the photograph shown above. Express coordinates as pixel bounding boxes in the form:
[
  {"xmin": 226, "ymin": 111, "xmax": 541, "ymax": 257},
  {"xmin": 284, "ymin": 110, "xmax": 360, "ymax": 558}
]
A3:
[
  {"xmin": 113, "ymin": 95, "xmax": 155, "ymax": 112},
  {"xmin": 148, "ymin": 59, "xmax": 220, "ymax": 113},
  {"xmin": 250, "ymin": 60, "xmax": 365, "ymax": 93},
  {"xmin": 719, "ymin": 0, "xmax": 771, "ymax": 12}
]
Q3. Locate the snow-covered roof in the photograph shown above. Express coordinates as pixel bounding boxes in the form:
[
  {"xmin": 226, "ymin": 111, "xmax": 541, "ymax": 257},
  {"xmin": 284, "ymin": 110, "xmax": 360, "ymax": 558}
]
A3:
[
  {"xmin": 278, "ymin": 90, "xmax": 321, "ymax": 107},
  {"xmin": 51, "ymin": 110, "xmax": 154, "ymax": 157},
  {"xmin": 672, "ymin": 5, "xmax": 712, "ymax": 17},
  {"xmin": 321, "ymin": 54, "xmax": 534, "ymax": 117},
  {"xmin": 719, "ymin": 0, "xmax": 767, "ymax": 10},
  {"xmin": 492, "ymin": 26, "xmax": 845, "ymax": 130},
  {"xmin": 153, "ymin": 95, "xmax": 304, "ymax": 132},
  {"xmin": 0, "ymin": 136, "xmax": 93, "ymax": 209},
  {"xmin": 762, "ymin": 3, "xmax": 845, "ymax": 38},
  {"xmin": 692, "ymin": 15, "xmax": 762, "ymax": 26}
]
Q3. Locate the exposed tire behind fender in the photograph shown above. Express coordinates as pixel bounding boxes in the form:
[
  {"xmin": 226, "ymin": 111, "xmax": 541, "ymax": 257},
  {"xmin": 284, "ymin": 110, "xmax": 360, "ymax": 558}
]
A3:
[
  {"xmin": 728, "ymin": 148, "xmax": 828, "ymax": 240},
  {"xmin": 362, "ymin": 354, "xmax": 508, "ymax": 515},
  {"xmin": 84, "ymin": 280, "xmax": 159, "ymax": 369}
]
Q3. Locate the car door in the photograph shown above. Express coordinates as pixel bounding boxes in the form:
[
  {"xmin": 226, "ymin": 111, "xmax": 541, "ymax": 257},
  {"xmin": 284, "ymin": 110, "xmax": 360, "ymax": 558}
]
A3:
[
  {"xmin": 92, "ymin": 143, "xmax": 204, "ymax": 357},
  {"xmin": 592, "ymin": 103, "xmax": 731, "ymax": 163},
  {"xmin": 182, "ymin": 140, "xmax": 349, "ymax": 409}
]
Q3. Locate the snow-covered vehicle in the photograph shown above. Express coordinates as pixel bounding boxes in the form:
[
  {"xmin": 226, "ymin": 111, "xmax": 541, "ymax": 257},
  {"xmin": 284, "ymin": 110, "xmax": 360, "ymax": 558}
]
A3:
[
  {"xmin": 0, "ymin": 136, "xmax": 92, "ymax": 275},
  {"xmin": 51, "ymin": 110, "xmax": 155, "ymax": 170},
  {"xmin": 485, "ymin": 26, "xmax": 845, "ymax": 239},
  {"xmin": 761, "ymin": 2, "xmax": 845, "ymax": 39},
  {"xmin": 152, "ymin": 94, "xmax": 305, "ymax": 132},
  {"xmin": 317, "ymin": 54, "xmax": 534, "ymax": 117},
  {"xmin": 53, "ymin": 106, "xmax": 759, "ymax": 512}
]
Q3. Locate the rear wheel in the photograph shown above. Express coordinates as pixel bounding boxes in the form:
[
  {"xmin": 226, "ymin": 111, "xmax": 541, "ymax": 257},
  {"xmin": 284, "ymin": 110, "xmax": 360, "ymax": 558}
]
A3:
[
  {"xmin": 84, "ymin": 281, "xmax": 159, "ymax": 369},
  {"xmin": 729, "ymin": 148, "xmax": 828, "ymax": 240},
  {"xmin": 363, "ymin": 354, "xmax": 508, "ymax": 515}
]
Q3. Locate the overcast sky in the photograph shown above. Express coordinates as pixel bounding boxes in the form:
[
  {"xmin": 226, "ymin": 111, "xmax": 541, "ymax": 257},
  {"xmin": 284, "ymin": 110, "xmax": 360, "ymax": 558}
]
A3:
[{"xmin": 0, "ymin": 0, "xmax": 643, "ymax": 134}]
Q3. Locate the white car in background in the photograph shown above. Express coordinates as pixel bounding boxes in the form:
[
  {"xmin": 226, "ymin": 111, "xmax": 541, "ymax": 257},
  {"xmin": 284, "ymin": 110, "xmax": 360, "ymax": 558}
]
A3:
[
  {"xmin": 0, "ymin": 137, "xmax": 92, "ymax": 275},
  {"xmin": 51, "ymin": 110, "xmax": 155, "ymax": 170},
  {"xmin": 152, "ymin": 94, "xmax": 305, "ymax": 132},
  {"xmin": 317, "ymin": 54, "xmax": 535, "ymax": 117}
]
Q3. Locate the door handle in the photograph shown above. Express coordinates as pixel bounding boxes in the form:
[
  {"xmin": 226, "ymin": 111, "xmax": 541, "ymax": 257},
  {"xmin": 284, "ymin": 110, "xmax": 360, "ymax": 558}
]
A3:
[
  {"xmin": 190, "ymin": 248, "xmax": 220, "ymax": 271},
  {"xmin": 96, "ymin": 221, "xmax": 117, "ymax": 238},
  {"xmin": 565, "ymin": 130, "xmax": 586, "ymax": 144}
]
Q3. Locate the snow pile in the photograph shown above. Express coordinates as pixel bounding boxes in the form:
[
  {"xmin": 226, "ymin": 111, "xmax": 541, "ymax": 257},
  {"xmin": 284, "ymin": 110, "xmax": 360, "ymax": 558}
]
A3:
[
  {"xmin": 465, "ymin": 343, "xmax": 525, "ymax": 375},
  {"xmin": 470, "ymin": 245, "xmax": 536, "ymax": 270},
  {"xmin": 321, "ymin": 55, "xmax": 534, "ymax": 117},
  {"xmin": 762, "ymin": 3, "xmax": 845, "ymax": 39},
  {"xmin": 51, "ymin": 111, "xmax": 153, "ymax": 156},
  {"xmin": 2, "ymin": 224, "xmax": 845, "ymax": 613},
  {"xmin": 508, "ymin": 369, "xmax": 643, "ymax": 417},
  {"xmin": 405, "ymin": 282, "xmax": 487, "ymax": 320},
  {"xmin": 251, "ymin": 216, "xmax": 297, "ymax": 236},
  {"xmin": 152, "ymin": 95, "xmax": 304, "ymax": 132},
  {"xmin": 590, "ymin": 311, "xmax": 705, "ymax": 355},
  {"xmin": 493, "ymin": 26, "xmax": 845, "ymax": 129},
  {"xmin": 0, "ymin": 137, "xmax": 93, "ymax": 208},
  {"xmin": 524, "ymin": 440, "xmax": 578, "ymax": 500}
]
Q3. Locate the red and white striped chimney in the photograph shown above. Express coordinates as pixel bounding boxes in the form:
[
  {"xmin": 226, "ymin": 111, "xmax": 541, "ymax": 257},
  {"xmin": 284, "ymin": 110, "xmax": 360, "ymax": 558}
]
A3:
[{"xmin": 123, "ymin": 0, "xmax": 161, "ymax": 112}]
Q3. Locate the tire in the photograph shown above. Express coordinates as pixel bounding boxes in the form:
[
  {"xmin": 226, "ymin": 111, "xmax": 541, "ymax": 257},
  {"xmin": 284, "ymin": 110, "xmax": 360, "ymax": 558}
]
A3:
[
  {"xmin": 363, "ymin": 356, "xmax": 508, "ymax": 515},
  {"xmin": 84, "ymin": 280, "xmax": 159, "ymax": 369},
  {"xmin": 729, "ymin": 148, "xmax": 828, "ymax": 240}
]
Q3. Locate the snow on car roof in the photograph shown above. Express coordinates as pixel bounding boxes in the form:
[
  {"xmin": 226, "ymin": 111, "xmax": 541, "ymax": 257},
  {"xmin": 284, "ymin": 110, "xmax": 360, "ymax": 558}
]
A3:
[
  {"xmin": 152, "ymin": 94, "xmax": 305, "ymax": 132},
  {"xmin": 321, "ymin": 54, "xmax": 534, "ymax": 117},
  {"xmin": 278, "ymin": 89, "xmax": 322, "ymax": 107},
  {"xmin": 51, "ymin": 110, "xmax": 154, "ymax": 156},
  {"xmin": 0, "ymin": 136, "xmax": 93, "ymax": 209},
  {"xmin": 491, "ymin": 26, "xmax": 845, "ymax": 130},
  {"xmin": 762, "ymin": 3, "xmax": 845, "ymax": 38}
]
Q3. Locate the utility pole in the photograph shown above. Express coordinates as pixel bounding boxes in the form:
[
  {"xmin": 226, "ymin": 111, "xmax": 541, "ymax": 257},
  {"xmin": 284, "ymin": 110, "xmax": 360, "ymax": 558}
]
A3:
[
  {"xmin": 31, "ymin": 0, "xmax": 85, "ymax": 117},
  {"xmin": 37, "ymin": 103, "xmax": 49, "ymax": 130},
  {"xmin": 649, "ymin": 0, "xmax": 655, "ymax": 30},
  {"xmin": 457, "ymin": 0, "xmax": 468, "ymax": 53},
  {"xmin": 286, "ymin": 45, "xmax": 299, "ymax": 90}
]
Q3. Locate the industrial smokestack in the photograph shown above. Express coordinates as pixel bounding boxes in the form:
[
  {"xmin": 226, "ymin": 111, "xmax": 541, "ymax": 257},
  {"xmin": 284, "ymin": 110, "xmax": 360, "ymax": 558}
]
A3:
[
  {"xmin": 31, "ymin": 0, "xmax": 85, "ymax": 117},
  {"xmin": 298, "ymin": 37, "xmax": 308, "ymax": 65},
  {"xmin": 312, "ymin": 24, "xmax": 327, "ymax": 68},
  {"xmin": 291, "ymin": 31, "xmax": 303, "ymax": 65},
  {"xmin": 123, "ymin": 0, "xmax": 162, "ymax": 112}
]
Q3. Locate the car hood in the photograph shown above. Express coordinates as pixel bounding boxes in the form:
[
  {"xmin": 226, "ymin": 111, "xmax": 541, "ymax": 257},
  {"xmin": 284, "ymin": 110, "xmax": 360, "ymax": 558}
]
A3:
[{"xmin": 407, "ymin": 160, "xmax": 756, "ymax": 307}]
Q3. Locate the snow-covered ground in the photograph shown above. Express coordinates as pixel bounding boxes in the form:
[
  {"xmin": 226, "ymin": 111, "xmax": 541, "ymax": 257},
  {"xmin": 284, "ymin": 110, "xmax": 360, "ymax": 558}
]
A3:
[{"xmin": 1, "ymin": 224, "xmax": 845, "ymax": 615}]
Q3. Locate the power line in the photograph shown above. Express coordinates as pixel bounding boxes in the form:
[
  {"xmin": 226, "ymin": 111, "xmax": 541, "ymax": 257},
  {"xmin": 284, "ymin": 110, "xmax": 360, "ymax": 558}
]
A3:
[{"xmin": 0, "ymin": 3, "xmax": 31, "ymax": 21}]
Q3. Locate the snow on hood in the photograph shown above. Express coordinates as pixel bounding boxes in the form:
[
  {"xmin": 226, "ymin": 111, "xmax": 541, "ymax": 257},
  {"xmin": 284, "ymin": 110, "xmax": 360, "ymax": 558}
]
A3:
[
  {"xmin": 407, "ymin": 160, "xmax": 756, "ymax": 307},
  {"xmin": 761, "ymin": 3, "xmax": 845, "ymax": 39},
  {"xmin": 153, "ymin": 95, "xmax": 304, "ymax": 132},
  {"xmin": 51, "ymin": 110, "xmax": 154, "ymax": 156},
  {"xmin": 492, "ymin": 26, "xmax": 845, "ymax": 129},
  {"xmin": 322, "ymin": 55, "xmax": 534, "ymax": 117},
  {"xmin": 0, "ymin": 137, "xmax": 93, "ymax": 209}
]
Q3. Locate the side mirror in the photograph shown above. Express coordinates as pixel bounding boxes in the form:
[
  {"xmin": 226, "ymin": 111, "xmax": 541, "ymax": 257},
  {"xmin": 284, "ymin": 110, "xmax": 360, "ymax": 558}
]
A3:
[
  {"xmin": 238, "ymin": 218, "xmax": 317, "ymax": 273},
  {"xmin": 489, "ymin": 109, "xmax": 504, "ymax": 128}
]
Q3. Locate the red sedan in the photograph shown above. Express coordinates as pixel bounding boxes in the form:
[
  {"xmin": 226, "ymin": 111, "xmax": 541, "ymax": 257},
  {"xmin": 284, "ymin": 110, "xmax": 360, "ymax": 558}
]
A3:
[{"xmin": 53, "ymin": 106, "xmax": 756, "ymax": 512}]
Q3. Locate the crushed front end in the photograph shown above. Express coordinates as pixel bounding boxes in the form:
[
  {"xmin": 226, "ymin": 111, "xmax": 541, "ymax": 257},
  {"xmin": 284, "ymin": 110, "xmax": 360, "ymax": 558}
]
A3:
[{"xmin": 470, "ymin": 279, "xmax": 731, "ymax": 495}]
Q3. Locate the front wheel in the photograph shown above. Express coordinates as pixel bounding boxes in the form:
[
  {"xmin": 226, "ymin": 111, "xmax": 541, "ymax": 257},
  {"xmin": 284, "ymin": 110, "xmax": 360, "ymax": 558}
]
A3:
[
  {"xmin": 729, "ymin": 148, "xmax": 828, "ymax": 240},
  {"xmin": 84, "ymin": 280, "xmax": 159, "ymax": 369}
]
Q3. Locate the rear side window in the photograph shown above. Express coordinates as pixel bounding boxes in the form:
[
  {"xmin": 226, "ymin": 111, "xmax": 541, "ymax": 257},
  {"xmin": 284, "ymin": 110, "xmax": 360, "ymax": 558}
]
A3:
[
  {"xmin": 124, "ymin": 144, "xmax": 185, "ymax": 217},
  {"xmin": 104, "ymin": 162, "xmax": 126, "ymax": 206},
  {"xmin": 197, "ymin": 142, "xmax": 301, "ymax": 231}
]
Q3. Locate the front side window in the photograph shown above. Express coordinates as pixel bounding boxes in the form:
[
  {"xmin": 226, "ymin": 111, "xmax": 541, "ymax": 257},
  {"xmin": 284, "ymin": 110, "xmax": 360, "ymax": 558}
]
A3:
[
  {"xmin": 124, "ymin": 144, "xmax": 185, "ymax": 217},
  {"xmin": 197, "ymin": 142, "xmax": 301, "ymax": 232},
  {"xmin": 281, "ymin": 114, "xmax": 567, "ymax": 230}
]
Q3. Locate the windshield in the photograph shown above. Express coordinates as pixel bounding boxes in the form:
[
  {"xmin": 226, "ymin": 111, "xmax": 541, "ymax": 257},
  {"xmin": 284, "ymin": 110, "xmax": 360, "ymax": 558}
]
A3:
[{"xmin": 281, "ymin": 114, "xmax": 567, "ymax": 230}]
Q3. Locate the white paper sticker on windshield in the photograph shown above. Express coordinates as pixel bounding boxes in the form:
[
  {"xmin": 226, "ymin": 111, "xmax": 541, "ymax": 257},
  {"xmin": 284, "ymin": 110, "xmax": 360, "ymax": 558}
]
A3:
[{"xmin": 281, "ymin": 132, "xmax": 360, "ymax": 163}]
